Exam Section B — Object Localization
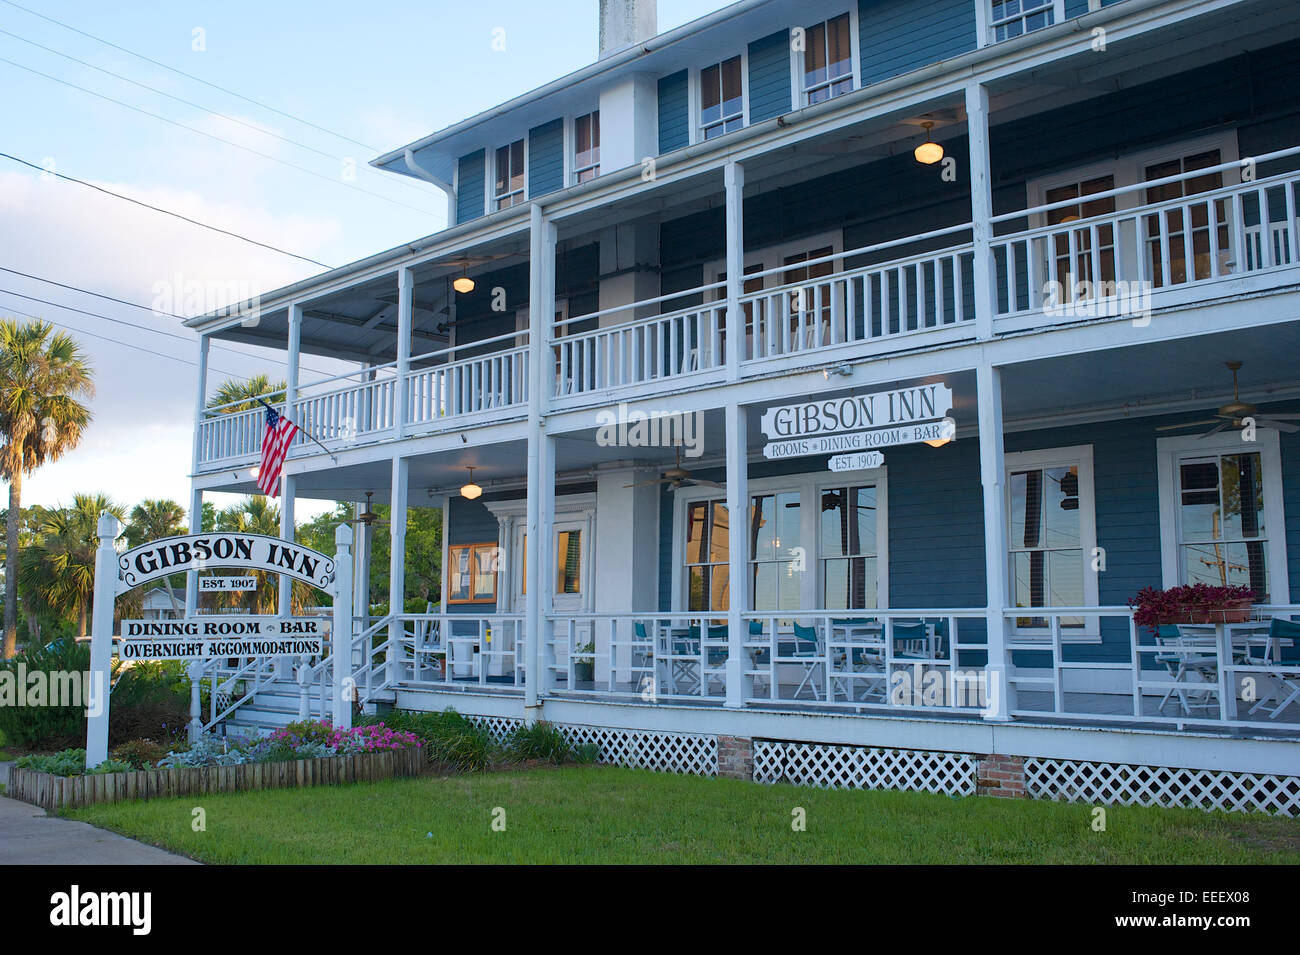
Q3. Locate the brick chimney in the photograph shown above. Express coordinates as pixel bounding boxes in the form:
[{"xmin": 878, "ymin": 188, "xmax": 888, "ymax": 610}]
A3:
[{"xmin": 598, "ymin": 0, "xmax": 657, "ymax": 59}]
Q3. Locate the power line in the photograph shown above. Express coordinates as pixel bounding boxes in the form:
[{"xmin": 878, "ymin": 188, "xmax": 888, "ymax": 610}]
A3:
[
  {"xmin": 0, "ymin": 286, "xmax": 335, "ymax": 378},
  {"xmin": 0, "ymin": 151, "xmax": 333, "ymax": 268},
  {"xmin": 0, "ymin": 265, "xmax": 187, "ymax": 319},
  {"xmin": 0, "ymin": 55, "xmax": 444, "ymax": 219},
  {"xmin": 0, "ymin": 26, "xmax": 442, "ymax": 204},
  {"xmin": 0, "ymin": 0, "xmax": 380, "ymax": 153}
]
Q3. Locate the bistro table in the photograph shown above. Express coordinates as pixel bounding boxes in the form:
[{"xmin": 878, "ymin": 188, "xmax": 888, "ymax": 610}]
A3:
[{"xmin": 1176, "ymin": 622, "xmax": 1287, "ymax": 720}]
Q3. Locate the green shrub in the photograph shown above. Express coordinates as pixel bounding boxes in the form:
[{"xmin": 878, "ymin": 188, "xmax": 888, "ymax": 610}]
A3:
[
  {"xmin": 14, "ymin": 748, "xmax": 131, "ymax": 776},
  {"xmin": 0, "ymin": 639, "xmax": 95, "ymax": 750},
  {"xmin": 110, "ymin": 738, "xmax": 171, "ymax": 770},
  {"xmin": 572, "ymin": 742, "xmax": 601, "ymax": 765},
  {"xmin": 367, "ymin": 708, "xmax": 498, "ymax": 772},
  {"xmin": 505, "ymin": 721, "xmax": 571, "ymax": 764},
  {"xmin": 107, "ymin": 664, "xmax": 190, "ymax": 747}
]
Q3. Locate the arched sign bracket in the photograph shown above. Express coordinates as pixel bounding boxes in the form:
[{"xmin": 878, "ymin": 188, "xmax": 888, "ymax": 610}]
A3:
[{"xmin": 87, "ymin": 519, "xmax": 354, "ymax": 768}]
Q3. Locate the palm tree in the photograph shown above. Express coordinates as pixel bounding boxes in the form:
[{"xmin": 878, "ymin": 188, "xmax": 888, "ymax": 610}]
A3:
[
  {"xmin": 20, "ymin": 494, "xmax": 126, "ymax": 637},
  {"xmin": 207, "ymin": 374, "xmax": 285, "ymax": 413},
  {"xmin": 125, "ymin": 499, "xmax": 189, "ymax": 613},
  {"xmin": 0, "ymin": 319, "xmax": 94, "ymax": 658},
  {"xmin": 215, "ymin": 496, "xmax": 311, "ymax": 613}
]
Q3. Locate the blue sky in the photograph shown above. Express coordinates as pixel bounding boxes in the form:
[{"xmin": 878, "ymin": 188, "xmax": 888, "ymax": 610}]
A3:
[{"xmin": 0, "ymin": 0, "xmax": 731, "ymax": 519}]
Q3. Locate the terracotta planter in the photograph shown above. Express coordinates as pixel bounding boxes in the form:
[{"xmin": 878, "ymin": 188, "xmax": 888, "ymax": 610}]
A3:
[{"xmin": 1155, "ymin": 599, "xmax": 1254, "ymax": 625}]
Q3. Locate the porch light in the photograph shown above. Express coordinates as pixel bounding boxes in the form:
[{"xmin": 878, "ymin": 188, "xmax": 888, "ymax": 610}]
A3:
[
  {"xmin": 914, "ymin": 122, "xmax": 943, "ymax": 165},
  {"xmin": 924, "ymin": 417, "xmax": 957, "ymax": 448},
  {"xmin": 453, "ymin": 275, "xmax": 475, "ymax": 294},
  {"xmin": 249, "ymin": 466, "xmax": 260, "ymax": 478},
  {"xmin": 460, "ymin": 467, "xmax": 483, "ymax": 500}
]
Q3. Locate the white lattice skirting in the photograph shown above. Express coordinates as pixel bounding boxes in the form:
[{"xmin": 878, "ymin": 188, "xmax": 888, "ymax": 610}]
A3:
[
  {"xmin": 557, "ymin": 725, "xmax": 719, "ymax": 776},
  {"xmin": 753, "ymin": 740, "xmax": 978, "ymax": 796},
  {"xmin": 463, "ymin": 715, "xmax": 718, "ymax": 776},
  {"xmin": 1025, "ymin": 757, "xmax": 1300, "ymax": 816}
]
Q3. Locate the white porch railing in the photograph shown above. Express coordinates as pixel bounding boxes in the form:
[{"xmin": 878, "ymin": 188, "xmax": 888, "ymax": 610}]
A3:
[
  {"xmin": 992, "ymin": 149, "xmax": 1300, "ymax": 323},
  {"xmin": 741, "ymin": 230, "xmax": 976, "ymax": 363},
  {"xmin": 197, "ymin": 402, "xmax": 272, "ymax": 466},
  {"xmin": 396, "ymin": 613, "xmax": 526, "ymax": 689},
  {"xmin": 1004, "ymin": 606, "xmax": 1300, "ymax": 732},
  {"xmin": 294, "ymin": 362, "xmax": 399, "ymax": 444},
  {"xmin": 407, "ymin": 334, "xmax": 529, "ymax": 425},
  {"xmin": 553, "ymin": 290, "xmax": 727, "ymax": 399}
]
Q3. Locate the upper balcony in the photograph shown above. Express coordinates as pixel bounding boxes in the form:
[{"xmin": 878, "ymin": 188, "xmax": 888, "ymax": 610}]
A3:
[{"xmin": 190, "ymin": 3, "xmax": 1300, "ymax": 479}]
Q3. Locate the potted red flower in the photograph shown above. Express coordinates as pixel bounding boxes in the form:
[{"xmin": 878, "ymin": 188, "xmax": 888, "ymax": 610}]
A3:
[{"xmin": 1129, "ymin": 584, "xmax": 1257, "ymax": 632}]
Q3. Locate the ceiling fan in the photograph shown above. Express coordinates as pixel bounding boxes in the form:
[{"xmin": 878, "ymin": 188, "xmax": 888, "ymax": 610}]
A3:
[
  {"xmin": 1157, "ymin": 361, "xmax": 1300, "ymax": 438},
  {"xmin": 349, "ymin": 491, "xmax": 389, "ymax": 529},
  {"xmin": 624, "ymin": 447, "xmax": 724, "ymax": 490}
]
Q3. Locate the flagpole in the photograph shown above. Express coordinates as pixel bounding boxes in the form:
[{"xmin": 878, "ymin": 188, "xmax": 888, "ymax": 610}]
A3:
[{"xmin": 258, "ymin": 398, "xmax": 337, "ymax": 462}]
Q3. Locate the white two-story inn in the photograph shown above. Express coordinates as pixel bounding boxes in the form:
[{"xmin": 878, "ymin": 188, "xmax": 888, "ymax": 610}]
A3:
[{"xmin": 184, "ymin": 0, "xmax": 1300, "ymax": 811}]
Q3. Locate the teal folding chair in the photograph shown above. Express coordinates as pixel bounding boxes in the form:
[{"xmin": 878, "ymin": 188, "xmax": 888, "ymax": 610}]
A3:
[
  {"xmin": 780, "ymin": 623, "xmax": 823, "ymax": 699},
  {"xmin": 1250, "ymin": 618, "xmax": 1300, "ymax": 719}
]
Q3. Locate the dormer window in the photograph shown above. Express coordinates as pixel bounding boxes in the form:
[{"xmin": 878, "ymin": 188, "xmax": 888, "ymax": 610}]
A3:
[
  {"xmin": 801, "ymin": 13, "xmax": 853, "ymax": 105},
  {"xmin": 700, "ymin": 55, "xmax": 744, "ymax": 140},
  {"xmin": 574, "ymin": 111, "xmax": 600, "ymax": 183},
  {"xmin": 494, "ymin": 139, "xmax": 525, "ymax": 210}
]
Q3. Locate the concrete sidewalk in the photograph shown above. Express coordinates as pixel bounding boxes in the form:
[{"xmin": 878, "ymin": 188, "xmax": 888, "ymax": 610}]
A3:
[{"xmin": 0, "ymin": 792, "xmax": 198, "ymax": 865}]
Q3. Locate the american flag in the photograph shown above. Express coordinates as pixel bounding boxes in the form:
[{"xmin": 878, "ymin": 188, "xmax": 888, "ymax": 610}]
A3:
[{"xmin": 257, "ymin": 404, "xmax": 298, "ymax": 498}]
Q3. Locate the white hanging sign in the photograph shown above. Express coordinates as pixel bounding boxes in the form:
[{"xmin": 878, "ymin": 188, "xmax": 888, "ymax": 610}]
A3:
[
  {"xmin": 764, "ymin": 420, "xmax": 953, "ymax": 460},
  {"xmin": 760, "ymin": 382, "xmax": 952, "ymax": 441},
  {"xmin": 828, "ymin": 451, "xmax": 884, "ymax": 472},
  {"xmin": 197, "ymin": 576, "xmax": 258, "ymax": 592},
  {"xmin": 119, "ymin": 615, "xmax": 330, "ymax": 660}
]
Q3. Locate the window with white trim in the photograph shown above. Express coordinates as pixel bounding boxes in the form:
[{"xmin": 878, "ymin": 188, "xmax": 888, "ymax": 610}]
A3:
[
  {"xmin": 750, "ymin": 491, "xmax": 803, "ymax": 611},
  {"xmin": 685, "ymin": 498, "xmax": 730, "ymax": 612},
  {"xmin": 573, "ymin": 111, "xmax": 600, "ymax": 183},
  {"xmin": 800, "ymin": 13, "xmax": 854, "ymax": 105},
  {"xmin": 820, "ymin": 484, "xmax": 880, "ymax": 609},
  {"xmin": 700, "ymin": 56, "xmax": 744, "ymax": 140},
  {"xmin": 1157, "ymin": 431, "xmax": 1289, "ymax": 604},
  {"xmin": 493, "ymin": 139, "xmax": 525, "ymax": 210},
  {"xmin": 990, "ymin": 1, "xmax": 1060, "ymax": 42},
  {"xmin": 1006, "ymin": 446, "xmax": 1097, "ymax": 633}
]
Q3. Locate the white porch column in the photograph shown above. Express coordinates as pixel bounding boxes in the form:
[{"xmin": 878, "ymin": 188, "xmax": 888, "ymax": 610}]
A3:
[
  {"xmin": 186, "ymin": 333, "xmax": 209, "ymax": 616},
  {"xmin": 724, "ymin": 160, "xmax": 745, "ymax": 381},
  {"xmin": 185, "ymin": 486, "xmax": 203, "ymax": 615},
  {"xmin": 525, "ymin": 203, "xmax": 557, "ymax": 711},
  {"xmin": 724, "ymin": 401, "xmax": 749, "ymax": 707},
  {"xmin": 332, "ymin": 523, "xmax": 354, "ymax": 729},
  {"xmin": 965, "ymin": 83, "xmax": 997, "ymax": 341},
  {"xmin": 277, "ymin": 475, "xmax": 296, "ymax": 617},
  {"xmin": 85, "ymin": 513, "xmax": 121, "ymax": 768},
  {"xmin": 286, "ymin": 302, "xmax": 302, "ymax": 416},
  {"xmin": 387, "ymin": 456, "xmax": 409, "ymax": 686},
  {"xmin": 352, "ymin": 501, "xmax": 370, "ymax": 629},
  {"xmin": 396, "ymin": 267, "xmax": 413, "ymax": 437},
  {"xmin": 977, "ymin": 361, "xmax": 1014, "ymax": 721}
]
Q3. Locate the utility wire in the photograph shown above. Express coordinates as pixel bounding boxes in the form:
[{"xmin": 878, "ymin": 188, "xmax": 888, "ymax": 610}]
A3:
[
  {"xmin": 0, "ymin": 55, "xmax": 444, "ymax": 218},
  {"xmin": 0, "ymin": 26, "xmax": 441, "ymax": 203},
  {"xmin": 0, "ymin": 0, "xmax": 380, "ymax": 153},
  {"xmin": 0, "ymin": 151, "xmax": 332, "ymax": 268},
  {"xmin": 0, "ymin": 286, "xmax": 335, "ymax": 378},
  {"xmin": 0, "ymin": 265, "xmax": 188, "ymax": 319}
]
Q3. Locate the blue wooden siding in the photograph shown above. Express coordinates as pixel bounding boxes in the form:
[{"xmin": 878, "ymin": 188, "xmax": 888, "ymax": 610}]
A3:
[
  {"xmin": 658, "ymin": 70, "xmax": 690, "ymax": 154},
  {"xmin": 748, "ymin": 29, "xmax": 792, "ymax": 124},
  {"xmin": 858, "ymin": 0, "xmax": 976, "ymax": 87},
  {"xmin": 456, "ymin": 150, "xmax": 485, "ymax": 224},
  {"xmin": 1064, "ymin": 0, "xmax": 1090, "ymax": 17},
  {"xmin": 529, "ymin": 119, "xmax": 565, "ymax": 198}
]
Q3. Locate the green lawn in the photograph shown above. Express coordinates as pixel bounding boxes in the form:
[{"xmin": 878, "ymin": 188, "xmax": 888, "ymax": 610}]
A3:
[{"xmin": 65, "ymin": 766, "xmax": 1300, "ymax": 864}]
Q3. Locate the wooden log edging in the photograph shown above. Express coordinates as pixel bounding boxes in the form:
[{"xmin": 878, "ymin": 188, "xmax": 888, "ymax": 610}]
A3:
[{"xmin": 8, "ymin": 745, "xmax": 425, "ymax": 813}]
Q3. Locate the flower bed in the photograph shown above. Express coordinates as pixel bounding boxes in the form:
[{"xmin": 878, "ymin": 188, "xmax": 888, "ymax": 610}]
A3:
[{"xmin": 8, "ymin": 720, "xmax": 424, "ymax": 812}]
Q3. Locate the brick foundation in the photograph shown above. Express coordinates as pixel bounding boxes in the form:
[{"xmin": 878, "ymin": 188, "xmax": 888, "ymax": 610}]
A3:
[
  {"xmin": 717, "ymin": 735, "xmax": 754, "ymax": 780},
  {"xmin": 976, "ymin": 754, "xmax": 1027, "ymax": 798}
]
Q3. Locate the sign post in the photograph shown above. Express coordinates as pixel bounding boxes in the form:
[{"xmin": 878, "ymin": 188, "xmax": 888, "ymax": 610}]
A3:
[
  {"xmin": 332, "ymin": 523, "xmax": 353, "ymax": 729},
  {"xmin": 86, "ymin": 513, "xmax": 122, "ymax": 768}
]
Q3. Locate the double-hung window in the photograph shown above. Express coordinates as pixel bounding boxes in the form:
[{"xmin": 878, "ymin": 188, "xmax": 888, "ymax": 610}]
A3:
[
  {"xmin": 801, "ymin": 13, "xmax": 853, "ymax": 105},
  {"xmin": 573, "ymin": 111, "xmax": 600, "ymax": 183},
  {"xmin": 493, "ymin": 139, "xmax": 525, "ymax": 210},
  {"xmin": 685, "ymin": 499, "xmax": 730, "ymax": 612},
  {"xmin": 1006, "ymin": 447, "xmax": 1097, "ymax": 633},
  {"xmin": 700, "ymin": 56, "xmax": 744, "ymax": 140},
  {"xmin": 820, "ymin": 484, "xmax": 880, "ymax": 609},
  {"xmin": 1158, "ymin": 431, "xmax": 1288, "ymax": 604},
  {"xmin": 750, "ymin": 491, "xmax": 803, "ymax": 611}
]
